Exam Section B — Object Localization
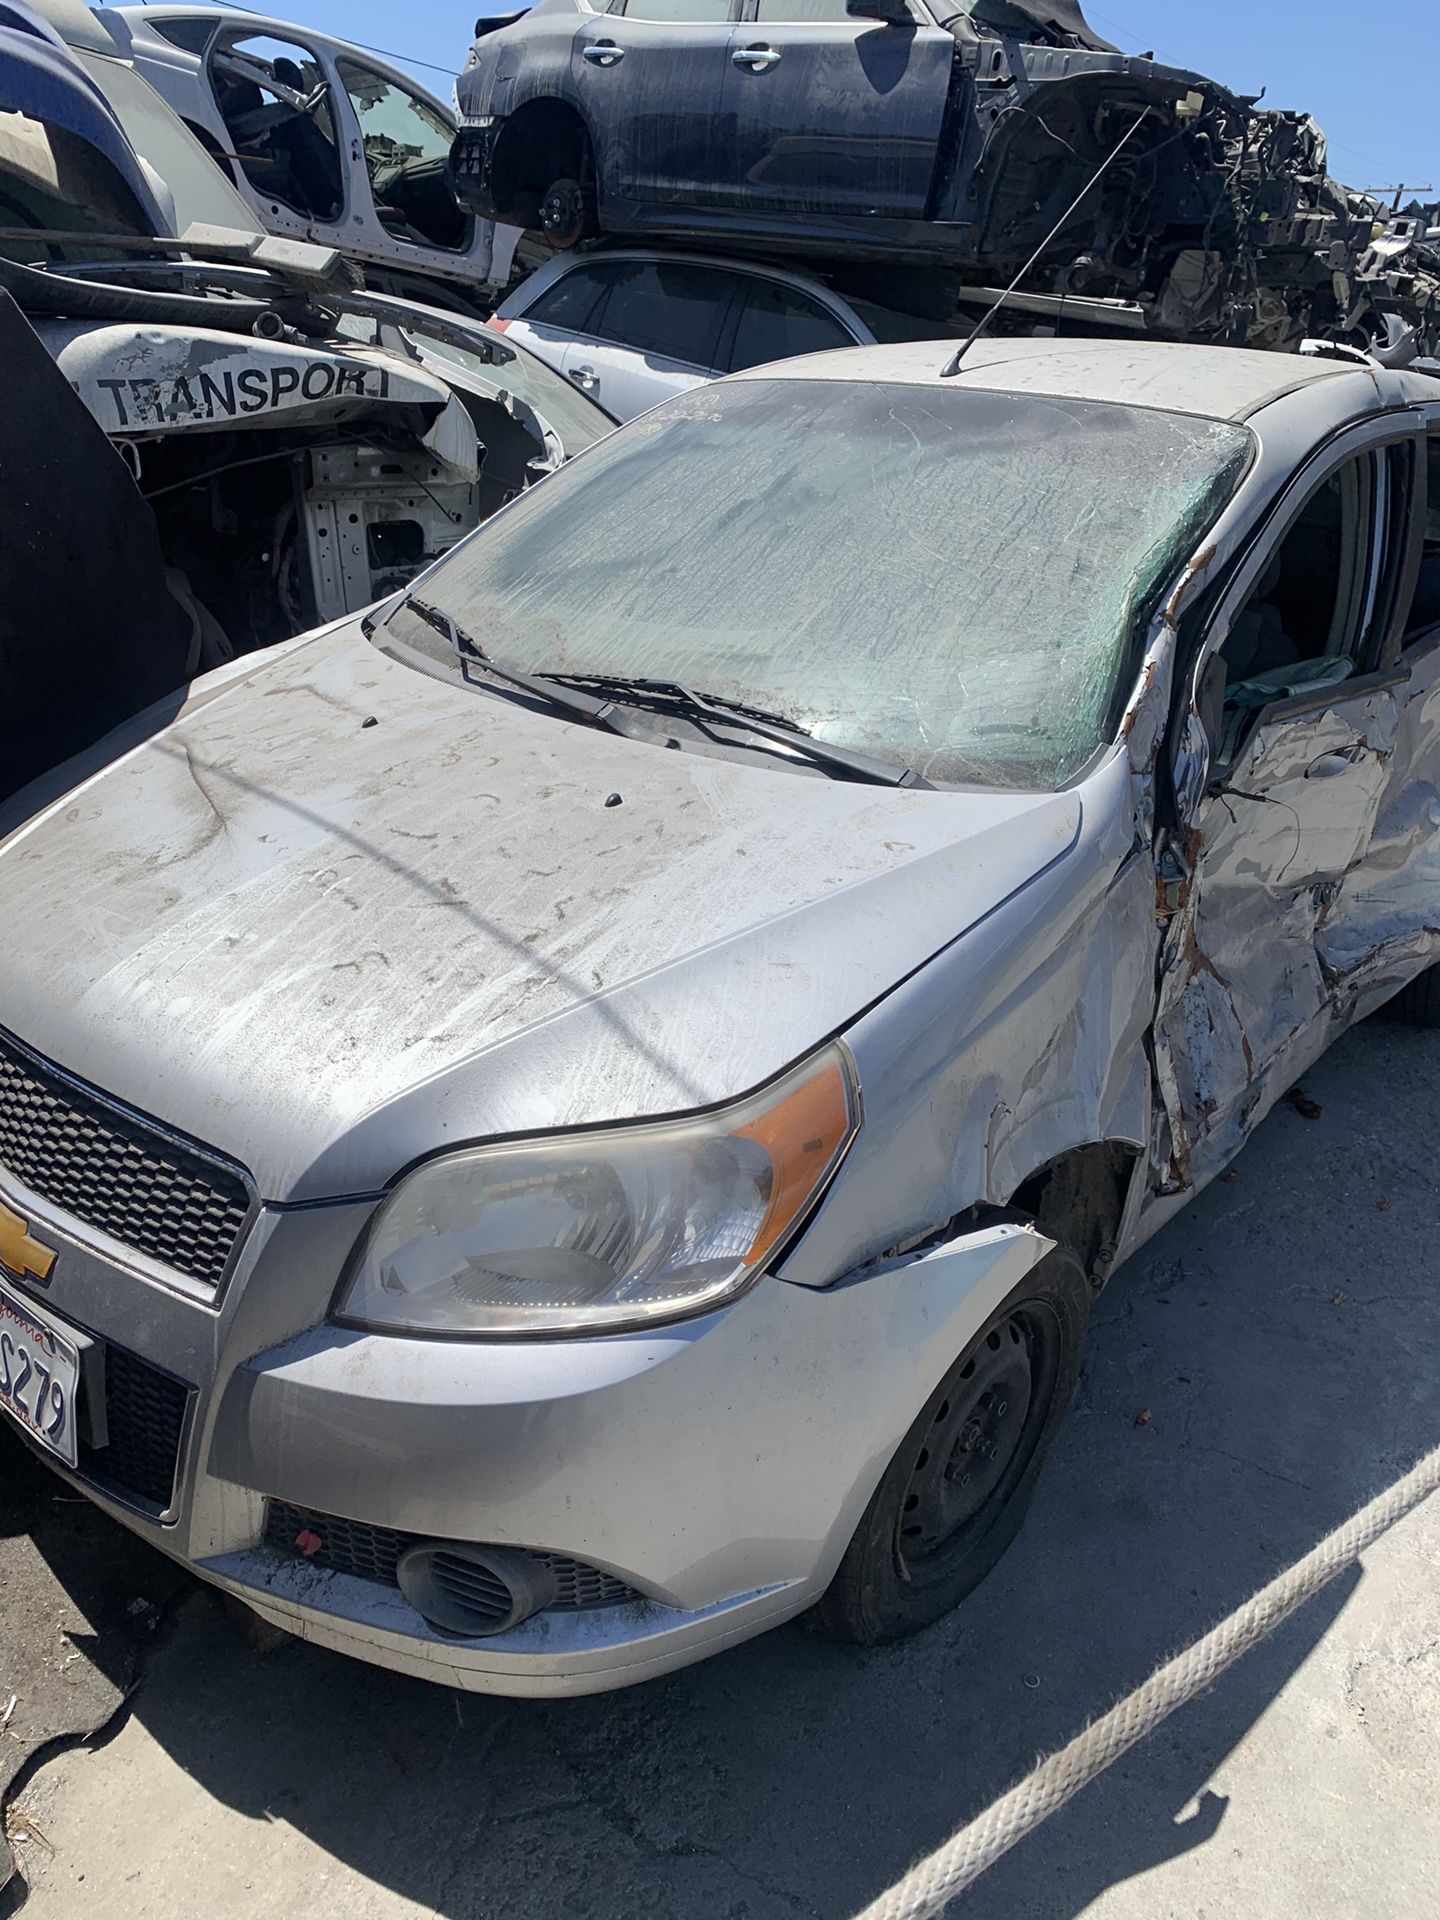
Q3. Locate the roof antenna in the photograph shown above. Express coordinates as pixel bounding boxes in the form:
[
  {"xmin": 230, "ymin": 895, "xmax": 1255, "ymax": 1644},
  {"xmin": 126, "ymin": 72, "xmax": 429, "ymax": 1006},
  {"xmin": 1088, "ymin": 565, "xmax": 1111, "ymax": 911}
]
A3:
[{"xmin": 941, "ymin": 111, "xmax": 1153, "ymax": 377}]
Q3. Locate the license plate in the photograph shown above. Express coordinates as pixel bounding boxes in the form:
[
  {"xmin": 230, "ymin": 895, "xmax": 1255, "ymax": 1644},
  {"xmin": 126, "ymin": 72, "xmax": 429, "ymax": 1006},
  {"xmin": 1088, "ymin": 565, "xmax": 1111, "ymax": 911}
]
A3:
[{"xmin": 0, "ymin": 1277, "xmax": 79, "ymax": 1468}]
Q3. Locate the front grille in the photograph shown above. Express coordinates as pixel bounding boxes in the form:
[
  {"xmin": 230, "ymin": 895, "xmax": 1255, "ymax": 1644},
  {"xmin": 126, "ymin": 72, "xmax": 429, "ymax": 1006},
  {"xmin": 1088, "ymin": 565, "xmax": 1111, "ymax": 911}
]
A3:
[
  {"xmin": 77, "ymin": 1344, "xmax": 191, "ymax": 1514},
  {"xmin": 552, "ymin": 1557, "xmax": 636, "ymax": 1610},
  {"xmin": 264, "ymin": 1502, "xmax": 640, "ymax": 1611},
  {"xmin": 267, "ymin": 1503, "xmax": 409, "ymax": 1584},
  {"xmin": 0, "ymin": 1027, "xmax": 253, "ymax": 1291}
]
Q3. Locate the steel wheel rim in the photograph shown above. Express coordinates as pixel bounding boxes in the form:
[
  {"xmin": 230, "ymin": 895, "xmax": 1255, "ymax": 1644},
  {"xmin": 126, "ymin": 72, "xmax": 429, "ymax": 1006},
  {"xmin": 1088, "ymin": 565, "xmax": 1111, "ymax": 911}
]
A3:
[{"xmin": 894, "ymin": 1303, "xmax": 1059, "ymax": 1590}]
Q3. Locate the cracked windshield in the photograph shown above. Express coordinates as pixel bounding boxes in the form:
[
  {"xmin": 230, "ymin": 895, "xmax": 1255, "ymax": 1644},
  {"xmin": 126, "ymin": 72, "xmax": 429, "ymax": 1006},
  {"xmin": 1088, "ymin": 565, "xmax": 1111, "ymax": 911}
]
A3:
[{"xmin": 383, "ymin": 379, "xmax": 1251, "ymax": 788}]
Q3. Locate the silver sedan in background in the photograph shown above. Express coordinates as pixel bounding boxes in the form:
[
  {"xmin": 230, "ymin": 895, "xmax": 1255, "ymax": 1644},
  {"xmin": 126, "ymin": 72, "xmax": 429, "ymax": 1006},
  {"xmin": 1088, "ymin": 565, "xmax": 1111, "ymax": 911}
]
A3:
[{"xmin": 1, "ymin": 338, "xmax": 1438, "ymax": 1695}]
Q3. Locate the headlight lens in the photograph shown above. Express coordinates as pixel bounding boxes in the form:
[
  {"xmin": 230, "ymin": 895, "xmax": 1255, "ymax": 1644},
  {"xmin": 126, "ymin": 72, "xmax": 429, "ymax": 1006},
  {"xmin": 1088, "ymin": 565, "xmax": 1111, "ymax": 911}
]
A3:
[{"xmin": 338, "ymin": 1046, "xmax": 859, "ymax": 1336}]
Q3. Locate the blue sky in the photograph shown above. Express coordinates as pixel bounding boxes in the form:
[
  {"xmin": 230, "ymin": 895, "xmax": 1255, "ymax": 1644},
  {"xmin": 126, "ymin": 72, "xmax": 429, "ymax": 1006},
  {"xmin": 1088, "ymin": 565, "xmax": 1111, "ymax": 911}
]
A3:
[{"xmin": 212, "ymin": 0, "xmax": 1434, "ymax": 195}]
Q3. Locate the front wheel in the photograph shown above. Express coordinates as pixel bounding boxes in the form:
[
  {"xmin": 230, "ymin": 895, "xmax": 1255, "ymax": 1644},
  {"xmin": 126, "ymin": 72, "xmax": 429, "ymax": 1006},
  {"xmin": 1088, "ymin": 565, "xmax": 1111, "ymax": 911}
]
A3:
[
  {"xmin": 815, "ymin": 1244, "xmax": 1090, "ymax": 1646},
  {"xmin": 1389, "ymin": 961, "xmax": 1440, "ymax": 1029}
]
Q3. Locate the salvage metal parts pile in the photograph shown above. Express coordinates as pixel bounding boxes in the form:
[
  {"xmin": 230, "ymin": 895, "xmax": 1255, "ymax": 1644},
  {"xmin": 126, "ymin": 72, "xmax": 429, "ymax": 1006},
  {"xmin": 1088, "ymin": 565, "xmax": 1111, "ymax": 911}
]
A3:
[
  {"xmin": 453, "ymin": 0, "xmax": 1440, "ymax": 357},
  {"xmin": 0, "ymin": 0, "xmax": 613, "ymax": 807}
]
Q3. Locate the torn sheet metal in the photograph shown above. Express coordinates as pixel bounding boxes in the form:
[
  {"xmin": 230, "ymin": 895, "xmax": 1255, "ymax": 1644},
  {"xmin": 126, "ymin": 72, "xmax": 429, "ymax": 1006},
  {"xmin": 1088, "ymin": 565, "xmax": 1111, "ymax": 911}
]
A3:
[
  {"xmin": 1152, "ymin": 681, "xmax": 1405, "ymax": 1190},
  {"xmin": 1319, "ymin": 642, "xmax": 1440, "ymax": 1010}
]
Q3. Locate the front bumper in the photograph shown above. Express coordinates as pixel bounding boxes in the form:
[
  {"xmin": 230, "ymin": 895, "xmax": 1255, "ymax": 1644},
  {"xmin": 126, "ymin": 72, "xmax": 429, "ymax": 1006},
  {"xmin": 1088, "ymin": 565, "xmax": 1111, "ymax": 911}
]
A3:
[{"xmin": 2, "ymin": 1149, "xmax": 1050, "ymax": 1695}]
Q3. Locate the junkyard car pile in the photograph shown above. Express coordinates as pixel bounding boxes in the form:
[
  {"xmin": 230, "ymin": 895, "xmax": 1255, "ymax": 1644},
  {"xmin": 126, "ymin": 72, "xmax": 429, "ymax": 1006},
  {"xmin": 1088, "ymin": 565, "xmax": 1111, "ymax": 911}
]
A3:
[
  {"xmin": 1, "ymin": 0, "xmax": 1439, "ymax": 1700},
  {"xmin": 454, "ymin": 0, "xmax": 1440, "ymax": 356},
  {"xmin": 0, "ymin": 0, "xmax": 613, "ymax": 807}
]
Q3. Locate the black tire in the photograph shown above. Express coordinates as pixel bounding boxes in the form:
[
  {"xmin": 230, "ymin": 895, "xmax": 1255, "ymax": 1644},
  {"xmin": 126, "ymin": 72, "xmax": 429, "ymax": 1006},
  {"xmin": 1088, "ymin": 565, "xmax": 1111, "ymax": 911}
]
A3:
[
  {"xmin": 815, "ymin": 1244, "xmax": 1090, "ymax": 1646},
  {"xmin": 1389, "ymin": 962, "xmax": 1440, "ymax": 1029}
]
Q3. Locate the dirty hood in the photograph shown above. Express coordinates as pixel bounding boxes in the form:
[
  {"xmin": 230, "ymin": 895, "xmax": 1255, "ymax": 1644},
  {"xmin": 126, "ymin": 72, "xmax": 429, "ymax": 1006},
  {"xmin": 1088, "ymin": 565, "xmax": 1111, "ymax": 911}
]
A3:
[{"xmin": 0, "ymin": 624, "xmax": 1081, "ymax": 1200}]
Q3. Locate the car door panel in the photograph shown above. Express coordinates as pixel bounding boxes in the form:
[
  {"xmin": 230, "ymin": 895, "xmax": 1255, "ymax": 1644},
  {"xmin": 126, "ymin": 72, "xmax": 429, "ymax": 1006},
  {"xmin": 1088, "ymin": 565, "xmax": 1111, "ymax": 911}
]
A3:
[
  {"xmin": 574, "ymin": 5, "xmax": 737, "ymax": 205},
  {"xmin": 554, "ymin": 256, "xmax": 736, "ymax": 417},
  {"xmin": 1318, "ymin": 640, "xmax": 1440, "ymax": 1005},
  {"xmin": 1150, "ymin": 434, "xmax": 1419, "ymax": 1193},
  {"xmin": 501, "ymin": 316, "xmax": 579, "ymax": 378},
  {"xmin": 719, "ymin": 9, "xmax": 953, "ymax": 216},
  {"xmin": 559, "ymin": 337, "xmax": 709, "ymax": 417},
  {"xmin": 1317, "ymin": 426, "xmax": 1440, "ymax": 1007},
  {"xmin": 1153, "ymin": 675, "xmax": 1406, "ymax": 1189}
]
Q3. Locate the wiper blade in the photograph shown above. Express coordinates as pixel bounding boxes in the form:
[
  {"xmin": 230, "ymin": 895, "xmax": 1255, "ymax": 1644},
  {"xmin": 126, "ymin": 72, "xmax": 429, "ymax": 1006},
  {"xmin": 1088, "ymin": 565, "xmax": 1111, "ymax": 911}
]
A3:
[
  {"xmin": 399, "ymin": 600, "xmax": 645, "ymax": 739},
  {"xmin": 547, "ymin": 674, "xmax": 931, "ymax": 790}
]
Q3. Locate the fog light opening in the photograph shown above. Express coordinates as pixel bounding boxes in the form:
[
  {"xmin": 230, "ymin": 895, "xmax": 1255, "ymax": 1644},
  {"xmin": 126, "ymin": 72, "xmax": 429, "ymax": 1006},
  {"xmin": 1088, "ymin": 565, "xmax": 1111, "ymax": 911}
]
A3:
[{"xmin": 396, "ymin": 1542, "xmax": 560, "ymax": 1637}]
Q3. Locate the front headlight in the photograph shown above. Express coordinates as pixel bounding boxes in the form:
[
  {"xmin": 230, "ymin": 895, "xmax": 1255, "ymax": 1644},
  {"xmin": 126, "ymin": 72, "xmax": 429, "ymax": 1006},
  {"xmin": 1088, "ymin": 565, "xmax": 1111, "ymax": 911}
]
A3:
[{"xmin": 337, "ymin": 1045, "xmax": 859, "ymax": 1337}]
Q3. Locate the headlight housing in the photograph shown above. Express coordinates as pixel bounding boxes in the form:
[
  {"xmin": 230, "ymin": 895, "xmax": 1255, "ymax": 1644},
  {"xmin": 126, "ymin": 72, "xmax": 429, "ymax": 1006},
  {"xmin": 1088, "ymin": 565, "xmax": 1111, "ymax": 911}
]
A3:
[{"xmin": 337, "ymin": 1046, "xmax": 859, "ymax": 1337}]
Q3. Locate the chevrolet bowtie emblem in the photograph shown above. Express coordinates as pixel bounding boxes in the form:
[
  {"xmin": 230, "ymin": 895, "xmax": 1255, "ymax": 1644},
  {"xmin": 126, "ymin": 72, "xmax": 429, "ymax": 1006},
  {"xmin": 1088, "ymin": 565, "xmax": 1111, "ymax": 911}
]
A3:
[{"xmin": 0, "ymin": 1203, "xmax": 57, "ymax": 1286}]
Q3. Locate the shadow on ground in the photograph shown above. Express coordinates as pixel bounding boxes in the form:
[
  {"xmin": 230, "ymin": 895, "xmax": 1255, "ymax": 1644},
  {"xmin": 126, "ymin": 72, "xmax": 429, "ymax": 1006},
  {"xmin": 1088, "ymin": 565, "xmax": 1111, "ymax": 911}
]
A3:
[{"xmin": 4, "ymin": 1016, "xmax": 1438, "ymax": 1918}]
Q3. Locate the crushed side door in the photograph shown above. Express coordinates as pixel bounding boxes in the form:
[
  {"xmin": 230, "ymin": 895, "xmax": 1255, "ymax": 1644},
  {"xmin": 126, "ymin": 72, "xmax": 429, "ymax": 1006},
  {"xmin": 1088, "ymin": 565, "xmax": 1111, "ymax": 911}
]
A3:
[
  {"xmin": 1151, "ymin": 430, "xmax": 1417, "ymax": 1192},
  {"xmin": 1316, "ymin": 426, "xmax": 1440, "ymax": 1012}
]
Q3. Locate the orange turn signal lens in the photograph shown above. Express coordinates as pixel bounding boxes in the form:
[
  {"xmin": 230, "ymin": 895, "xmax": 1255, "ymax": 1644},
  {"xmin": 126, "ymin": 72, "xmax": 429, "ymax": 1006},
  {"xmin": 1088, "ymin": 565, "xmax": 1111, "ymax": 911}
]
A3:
[{"xmin": 735, "ymin": 1052, "xmax": 858, "ymax": 1267}]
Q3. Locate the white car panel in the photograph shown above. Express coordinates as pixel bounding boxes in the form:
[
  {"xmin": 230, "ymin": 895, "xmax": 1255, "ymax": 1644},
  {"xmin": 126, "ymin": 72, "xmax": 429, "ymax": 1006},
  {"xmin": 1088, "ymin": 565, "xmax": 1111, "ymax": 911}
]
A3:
[{"xmin": 496, "ymin": 246, "xmax": 875, "ymax": 421}]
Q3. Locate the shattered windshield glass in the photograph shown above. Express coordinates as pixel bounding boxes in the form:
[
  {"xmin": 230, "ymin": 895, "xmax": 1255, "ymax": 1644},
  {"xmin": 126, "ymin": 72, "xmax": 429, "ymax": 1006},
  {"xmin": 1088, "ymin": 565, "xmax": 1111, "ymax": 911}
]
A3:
[{"xmin": 380, "ymin": 378, "xmax": 1251, "ymax": 790}]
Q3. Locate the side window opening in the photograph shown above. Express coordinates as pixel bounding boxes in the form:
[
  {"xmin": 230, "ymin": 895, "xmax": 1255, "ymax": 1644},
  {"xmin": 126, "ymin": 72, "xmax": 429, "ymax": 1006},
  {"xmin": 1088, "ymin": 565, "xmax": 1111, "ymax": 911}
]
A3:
[
  {"xmin": 753, "ymin": 0, "xmax": 868, "ymax": 19},
  {"xmin": 725, "ymin": 280, "xmax": 857, "ymax": 372},
  {"xmin": 150, "ymin": 18, "xmax": 219, "ymax": 57},
  {"xmin": 585, "ymin": 260, "xmax": 737, "ymax": 366},
  {"xmin": 1403, "ymin": 434, "xmax": 1440, "ymax": 643},
  {"xmin": 209, "ymin": 32, "xmax": 344, "ymax": 222},
  {"xmin": 524, "ymin": 263, "xmax": 619, "ymax": 333},
  {"xmin": 335, "ymin": 60, "xmax": 468, "ymax": 253},
  {"xmin": 1216, "ymin": 441, "xmax": 1414, "ymax": 758},
  {"xmin": 618, "ymin": 0, "xmax": 735, "ymax": 19},
  {"xmin": 1221, "ymin": 455, "xmax": 1372, "ymax": 726}
]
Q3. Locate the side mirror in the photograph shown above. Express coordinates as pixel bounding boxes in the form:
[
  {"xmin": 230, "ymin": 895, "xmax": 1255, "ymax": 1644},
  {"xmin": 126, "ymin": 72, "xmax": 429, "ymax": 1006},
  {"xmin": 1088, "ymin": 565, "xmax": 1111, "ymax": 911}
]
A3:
[{"xmin": 846, "ymin": 0, "xmax": 912, "ymax": 23}]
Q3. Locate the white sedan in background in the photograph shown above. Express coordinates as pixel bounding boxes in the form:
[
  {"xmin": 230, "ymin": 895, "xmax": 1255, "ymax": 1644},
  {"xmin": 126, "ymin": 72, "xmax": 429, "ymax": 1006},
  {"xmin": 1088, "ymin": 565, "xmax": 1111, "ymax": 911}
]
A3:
[{"xmin": 491, "ymin": 246, "xmax": 949, "ymax": 420}]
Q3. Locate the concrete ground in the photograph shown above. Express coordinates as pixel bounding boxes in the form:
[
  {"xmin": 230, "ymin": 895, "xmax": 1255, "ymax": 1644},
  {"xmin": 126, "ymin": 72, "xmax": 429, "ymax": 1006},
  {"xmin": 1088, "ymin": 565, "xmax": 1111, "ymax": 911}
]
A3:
[{"xmin": 2, "ymin": 1012, "xmax": 1438, "ymax": 1920}]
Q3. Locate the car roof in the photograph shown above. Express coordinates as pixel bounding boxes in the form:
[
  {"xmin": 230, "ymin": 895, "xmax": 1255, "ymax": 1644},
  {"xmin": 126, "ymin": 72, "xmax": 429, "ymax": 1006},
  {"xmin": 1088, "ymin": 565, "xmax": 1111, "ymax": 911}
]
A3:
[
  {"xmin": 110, "ymin": 5, "xmax": 457, "ymax": 117},
  {"xmin": 728, "ymin": 336, "xmax": 1387, "ymax": 423},
  {"xmin": 507, "ymin": 245, "xmax": 849, "ymax": 302}
]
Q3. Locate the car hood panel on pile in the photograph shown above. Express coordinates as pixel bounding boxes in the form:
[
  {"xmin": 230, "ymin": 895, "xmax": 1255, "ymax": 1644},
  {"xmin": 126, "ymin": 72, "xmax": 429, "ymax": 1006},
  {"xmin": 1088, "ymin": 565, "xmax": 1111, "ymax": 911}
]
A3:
[
  {"xmin": 37, "ymin": 320, "xmax": 456, "ymax": 436},
  {"xmin": 0, "ymin": 623, "xmax": 1080, "ymax": 1199}
]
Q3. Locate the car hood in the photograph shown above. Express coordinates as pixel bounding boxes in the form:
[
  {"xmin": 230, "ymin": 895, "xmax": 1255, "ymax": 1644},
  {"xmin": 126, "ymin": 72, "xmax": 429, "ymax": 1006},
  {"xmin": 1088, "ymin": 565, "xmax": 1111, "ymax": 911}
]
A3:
[{"xmin": 0, "ymin": 622, "xmax": 1081, "ymax": 1200}]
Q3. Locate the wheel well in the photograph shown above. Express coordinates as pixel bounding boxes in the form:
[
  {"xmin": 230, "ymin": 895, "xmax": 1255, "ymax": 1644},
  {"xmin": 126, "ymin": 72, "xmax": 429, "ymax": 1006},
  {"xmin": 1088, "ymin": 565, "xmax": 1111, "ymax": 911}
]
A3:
[
  {"xmin": 489, "ymin": 99, "xmax": 591, "ymax": 226},
  {"xmin": 1009, "ymin": 1142, "xmax": 1139, "ymax": 1289}
]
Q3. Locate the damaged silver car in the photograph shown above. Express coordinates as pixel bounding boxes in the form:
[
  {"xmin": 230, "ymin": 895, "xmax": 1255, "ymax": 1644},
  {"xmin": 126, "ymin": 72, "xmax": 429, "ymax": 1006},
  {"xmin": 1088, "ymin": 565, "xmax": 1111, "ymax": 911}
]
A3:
[{"xmin": 1, "ymin": 337, "xmax": 1438, "ymax": 1696}]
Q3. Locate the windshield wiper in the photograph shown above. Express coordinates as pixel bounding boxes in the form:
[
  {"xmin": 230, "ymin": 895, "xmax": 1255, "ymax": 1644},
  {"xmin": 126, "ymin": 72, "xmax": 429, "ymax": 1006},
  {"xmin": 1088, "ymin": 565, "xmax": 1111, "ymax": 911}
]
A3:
[
  {"xmin": 398, "ymin": 600, "xmax": 651, "ymax": 740},
  {"xmin": 545, "ymin": 674, "xmax": 931, "ymax": 790}
]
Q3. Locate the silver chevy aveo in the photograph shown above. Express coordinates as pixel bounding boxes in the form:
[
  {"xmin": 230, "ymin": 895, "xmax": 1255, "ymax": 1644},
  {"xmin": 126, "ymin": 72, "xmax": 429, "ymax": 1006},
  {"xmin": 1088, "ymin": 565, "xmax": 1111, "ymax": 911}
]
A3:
[{"xmin": 3, "ymin": 339, "xmax": 1439, "ymax": 1696}]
